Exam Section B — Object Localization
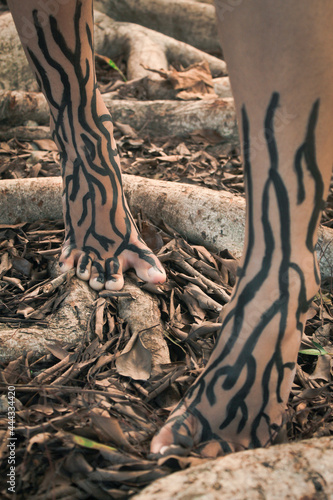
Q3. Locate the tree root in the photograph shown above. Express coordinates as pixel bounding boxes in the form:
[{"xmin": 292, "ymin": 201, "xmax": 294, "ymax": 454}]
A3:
[
  {"xmin": 94, "ymin": 0, "xmax": 221, "ymax": 55},
  {"xmin": 133, "ymin": 436, "xmax": 333, "ymax": 500},
  {"xmin": 0, "ymin": 264, "xmax": 96, "ymax": 363},
  {"xmin": 0, "ymin": 176, "xmax": 332, "ymax": 280},
  {"xmin": 0, "ymin": 11, "xmax": 226, "ymax": 92},
  {"xmin": 0, "ymin": 90, "xmax": 237, "ymax": 140},
  {"xmin": 0, "ymin": 260, "xmax": 170, "ymax": 370},
  {"xmin": 115, "ymin": 278, "xmax": 171, "ymax": 379}
]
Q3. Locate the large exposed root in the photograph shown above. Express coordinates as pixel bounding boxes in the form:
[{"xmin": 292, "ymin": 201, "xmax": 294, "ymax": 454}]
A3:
[{"xmin": 0, "ymin": 176, "xmax": 332, "ymax": 279}]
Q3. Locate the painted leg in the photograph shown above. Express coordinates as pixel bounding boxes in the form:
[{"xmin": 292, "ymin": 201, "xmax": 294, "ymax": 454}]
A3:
[
  {"xmin": 152, "ymin": 0, "xmax": 333, "ymax": 455},
  {"xmin": 7, "ymin": 0, "xmax": 166, "ymax": 291}
]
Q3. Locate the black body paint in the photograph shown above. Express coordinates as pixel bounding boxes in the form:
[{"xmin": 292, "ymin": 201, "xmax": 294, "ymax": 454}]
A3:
[{"xmin": 165, "ymin": 93, "xmax": 323, "ymax": 451}]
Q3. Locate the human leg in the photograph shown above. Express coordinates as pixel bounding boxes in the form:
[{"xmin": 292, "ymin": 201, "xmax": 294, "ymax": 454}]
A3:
[
  {"xmin": 151, "ymin": 0, "xmax": 333, "ymax": 455},
  {"xmin": 7, "ymin": 0, "xmax": 166, "ymax": 291}
]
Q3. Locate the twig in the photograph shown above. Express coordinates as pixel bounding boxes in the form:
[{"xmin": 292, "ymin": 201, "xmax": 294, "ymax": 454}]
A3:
[{"xmin": 42, "ymin": 269, "xmax": 75, "ymax": 294}]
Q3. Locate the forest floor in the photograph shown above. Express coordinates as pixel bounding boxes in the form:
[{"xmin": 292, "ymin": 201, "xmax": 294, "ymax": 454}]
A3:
[{"xmin": 0, "ymin": 57, "xmax": 332, "ymax": 499}]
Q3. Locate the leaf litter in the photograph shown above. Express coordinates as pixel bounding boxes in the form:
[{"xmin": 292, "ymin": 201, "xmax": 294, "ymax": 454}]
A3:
[
  {"xmin": 0, "ymin": 214, "xmax": 332, "ymax": 499},
  {"xmin": 0, "ymin": 57, "xmax": 332, "ymax": 499}
]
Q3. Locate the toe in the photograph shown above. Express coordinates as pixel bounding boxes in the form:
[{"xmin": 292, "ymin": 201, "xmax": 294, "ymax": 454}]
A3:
[
  {"xmin": 105, "ymin": 274, "xmax": 124, "ymax": 291},
  {"xmin": 59, "ymin": 245, "xmax": 76, "ymax": 272},
  {"xmin": 126, "ymin": 247, "xmax": 166, "ymax": 284},
  {"xmin": 76, "ymin": 253, "xmax": 92, "ymax": 281},
  {"xmin": 89, "ymin": 261, "xmax": 105, "ymax": 291},
  {"xmin": 150, "ymin": 415, "xmax": 195, "ymax": 454},
  {"xmin": 105, "ymin": 257, "xmax": 124, "ymax": 290},
  {"xmin": 150, "ymin": 424, "xmax": 176, "ymax": 454},
  {"xmin": 136, "ymin": 263, "xmax": 167, "ymax": 284}
]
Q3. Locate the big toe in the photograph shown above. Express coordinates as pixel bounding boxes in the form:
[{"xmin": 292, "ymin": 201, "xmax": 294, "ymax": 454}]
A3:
[
  {"xmin": 150, "ymin": 424, "xmax": 175, "ymax": 455},
  {"xmin": 151, "ymin": 418, "xmax": 195, "ymax": 455},
  {"xmin": 137, "ymin": 264, "xmax": 166, "ymax": 284},
  {"xmin": 129, "ymin": 249, "xmax": 166, "ymax": 284}
]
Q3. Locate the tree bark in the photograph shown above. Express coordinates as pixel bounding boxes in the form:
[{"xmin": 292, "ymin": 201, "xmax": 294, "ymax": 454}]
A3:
[
  {"xmin": 0, "ymin": 176, "xmax": 332, "ymax": 280},
  {"xmin": 0, "ymin": 11, "xmax": 226, "ymax": 92},
  {"xmin": 0, "ymin": 12, "xmax": 39, "ymax": 92},
  {"xmin": 116, "ymin": 278, "xmax": 171, "ymax": 379},
  {"xmin": 0, "ymin": 268, "xmax": 96, "ymax": 363},
  {"xmin": 0, "ymin": 90, "xmax": 237, "ymax": 140},
  {"xmin": 132, "ymin": 436, "xmax": 333, "ymax": 500},
  {"xmin": 0, "ymin": 267, "xmax": 170, "ymax": 368},
  {"xmin": 94, "ymin": 0, "xmax": 221, "ymax": 55},
  {"xmin": 0, "ymin": 125, "xmax": 51, "ymax": 141}
]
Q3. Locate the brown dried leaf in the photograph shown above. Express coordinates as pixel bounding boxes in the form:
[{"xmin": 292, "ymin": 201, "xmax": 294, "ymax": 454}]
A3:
[
  {"xmin": 114, "ymin": 121, "xmax": 138, "ymax": 139},
  {"xmin": 169, "ymin": 62, "xmax": 215, "ymax": 93},
  {"xmin": 140, "ymin": 221, "xmax": 164, "ymax": 253},
  {"xmin": 308, "ymin": 355, "xmax": 331, "ymax": 382},
  {"xmin": 0, "ymin": 252, "xmax": 12, "ymax": 277},
  {"xmin": 45, "ymin": 342, "xmax": 70, "ymax": 360},
  {"xmin": 185, "ymin": 284, "xmax": 223, "ymax": 312},
  {"xmin": 155, "ymin": 154, "xmax": 183, "ymax": 163},
  {"xmin": 313, "ymin": 323, "xmax": 333, "ymax": 353},
  {"xmin": 180, "ymin": 290, "xmax": 206, "ymax": 322},
  {"xmin": 95, "ymin": 297, "xmax": 106, "ymax": 341},
  {"xmin": 17, "ymin": 302, "xmax": 35, "ymax": 317},
  {"xmin": 89, "ymin": 408, "xmax": 133, "ymax": 450},
  {"xmin": 89, "ymin": 466, "xmax": 167, "ymax": 484},
  {"xmin": 12, "ymin": 256, "xmax": 32, "ymax": 276},
  {"xmin": 63, "ymin": 452, "xmax": 94, "ymax": 474},
  {"xmin": 0, "ymin": 358, "xmax": 23, "ymax": 384},
  {"xmin": 3, "ymin": 276, "xmax": 25, "ymax": 291},
  {"xmin": 32, "ymin": 139, "xmax": 57, "ymax": 151},
  {"xmin": 295, "ymin": 401, "xmax": 310, "ymax": 429},
  {"xmin": 27, "ymin": 432, "xmax": 53, "ymax": 452},
  {"xmin": 116, "ymin": 332, "xmax": 152, "ymax": 381},
  {"xmin": 188, "ymin": 322, "xmax": 222, "ymax": 340}
]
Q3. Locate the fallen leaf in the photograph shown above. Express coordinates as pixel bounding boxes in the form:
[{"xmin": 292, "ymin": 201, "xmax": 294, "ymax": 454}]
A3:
[
  {"xmin": 0, "ymin": 252, "xmax": 12, "ymax": 277},
  {"xmin": 116, "ymin": 333, "xmax": 152, "ymax": 380},
  {"xmin": 32, "ymin": 139, "xmax": 57, "ymax": 151},
  {"xmin": 27, "ymin": 432, "xmax": 53, "ymax": 452},
  {"xmin": 308, "ymin": 355, "xmax": 331, "ymax": 382},
  {"xmin": 89, "ymin": 408, "xmax": 134, "ymax": 450}
]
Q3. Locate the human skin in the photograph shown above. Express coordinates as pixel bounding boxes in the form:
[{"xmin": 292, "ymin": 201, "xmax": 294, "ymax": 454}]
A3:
[
  {"xmin": 151, "ymin": 0, "xmax": 333, "ymax": 455},
  {"xmin": 7, "ymin": 0, "xmax": 333, "ymax": 456},
  {"xmin": 7, "ymin": 0, "xmax": 166, "ymax": 292}
]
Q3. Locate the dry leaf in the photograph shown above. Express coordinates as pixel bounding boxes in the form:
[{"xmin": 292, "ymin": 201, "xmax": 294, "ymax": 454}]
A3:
[
  {"xmin": 308, "ymin": 355, "xmax": 331, "ymax": 382},
  {"xmin": 116, "ymin": 333, "xmax": 152, "ymax": 380},
  {"xmin": 32, "ymin": 139, "xmax": 57, "ymax": 151},
  {"xmin": 89, "ymin": 408, "xmax": 134, "ymax": 450}
]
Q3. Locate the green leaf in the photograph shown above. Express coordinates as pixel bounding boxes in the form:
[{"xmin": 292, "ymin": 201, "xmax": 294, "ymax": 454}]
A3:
[
  {"xmin": 299, "ymin": 340, "xmax": 329, "ymax": 356},
  {"xmin": 71, "ymin": 434, "xmax": 117, "ymax": 452},
  {"xmin": 107, "ymin": 58, "xmax": 127, "ymax": 82},
  {"xmin": 311, "ymin": 340, "xmax": 329, "ymax": 354},
  {"xmin": 299, "ymin": 348, "xmax": 323, "ymax": 356}
]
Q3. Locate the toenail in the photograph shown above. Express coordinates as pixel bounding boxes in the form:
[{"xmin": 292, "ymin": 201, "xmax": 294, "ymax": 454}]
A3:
[
  {"xmin": 148, "ymin": 266, "xmax": 163, "ymax": 277},
  {"xmin": 96, "ymin": 276, "xmax": 104, "ymax": 283},
  {"xmin": 159, "ymin": 445, "xmax": 189, "ymax": 457},
  {"xmin": 79, "ymin": 267, "xmax": 86, "ymax": 274},
  {"xmin": 159, "ymin": 446, "xmax": 170, "ymax": 455}
]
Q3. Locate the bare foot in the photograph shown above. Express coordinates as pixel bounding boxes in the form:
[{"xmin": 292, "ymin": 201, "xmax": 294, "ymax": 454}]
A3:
[
  {"xmin": 151, "ymin": 253, "xmax": 319, "ymax": 457},
  {"xmin": 54, "ymin": 96, "xmax": 166, "ymax": 291}
]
